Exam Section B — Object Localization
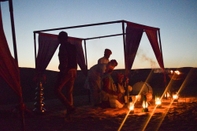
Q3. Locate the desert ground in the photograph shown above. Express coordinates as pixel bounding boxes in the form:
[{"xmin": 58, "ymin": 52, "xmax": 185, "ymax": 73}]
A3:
[
  {"xmin": 0, "ymin": 67, "xmax": 197, "ymax": 131},
  {"xmin": 0, "ymin": 96, "xmax": 197, "ymax": 131}
]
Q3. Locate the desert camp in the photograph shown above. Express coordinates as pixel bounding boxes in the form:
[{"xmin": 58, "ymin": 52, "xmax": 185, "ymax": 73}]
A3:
[{"xmin": 1, "ymin": 1, "xmax": 197, "ymax": 131}]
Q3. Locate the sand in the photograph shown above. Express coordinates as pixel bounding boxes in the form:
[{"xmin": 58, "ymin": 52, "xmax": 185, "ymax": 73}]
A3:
[{"xmin": 0, "ymin": 97, "xmax": 197, "ymax": 131}]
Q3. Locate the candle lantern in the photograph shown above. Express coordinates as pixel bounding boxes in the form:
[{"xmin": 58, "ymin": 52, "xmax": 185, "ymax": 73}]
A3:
[
  {"xmin": 155, "ymin": 96, "xmax": 162, "ymax": 107},
  {"xmin": 142, "ymin": 95, "xmax": 148, "ymax": 112},
  {"xmin": 128, "ymin": 97, "xmax": 134, "ymax": 113},
  {"xmin": 33, "ymin": 74, "xmax": 46, "ymax": 114},
  {"xmin": 164, "ymin": 91, "xmax": 170, "ymax": 99},
  {"xmin": 172, "ymin": 93, "xmax": 179, "ymax": 102},
  {"xmin": 33, "ymin": 81, "xmax": 46, "ymax": 114}
]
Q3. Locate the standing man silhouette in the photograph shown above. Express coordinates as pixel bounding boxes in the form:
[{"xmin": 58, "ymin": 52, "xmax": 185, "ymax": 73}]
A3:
[{"xmin": 55, "ymin": 31, "xmax": 77, "ymax": 117}]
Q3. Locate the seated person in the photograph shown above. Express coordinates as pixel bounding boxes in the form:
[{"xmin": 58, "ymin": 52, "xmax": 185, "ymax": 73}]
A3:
[
  {"xmin": 115, "ymin": 73, "xmax": 132, "ymax": 104},
  {"xmin": 84, "ymin": 59, "xmax": 118, "ymax": 107},
  {"xmin": 100, "ymin": 63, "xmax": 124, "ymax": 108}
]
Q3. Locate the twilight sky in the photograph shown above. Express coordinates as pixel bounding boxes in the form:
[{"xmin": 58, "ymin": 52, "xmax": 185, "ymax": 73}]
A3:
[{"xmin": 1, "ymin": 0, "xmax": 197, "ymax": 71}]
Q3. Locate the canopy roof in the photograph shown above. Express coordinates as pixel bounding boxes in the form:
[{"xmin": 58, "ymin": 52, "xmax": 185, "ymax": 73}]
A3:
[{"xmin": 33, "ymin": 20, "xmax": 164, "ymax": 76}]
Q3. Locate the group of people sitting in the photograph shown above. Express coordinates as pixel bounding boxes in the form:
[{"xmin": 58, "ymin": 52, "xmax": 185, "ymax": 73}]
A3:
[{"xmin": 85, "ymin": 48, "xmax": 132, "ymax": 108}]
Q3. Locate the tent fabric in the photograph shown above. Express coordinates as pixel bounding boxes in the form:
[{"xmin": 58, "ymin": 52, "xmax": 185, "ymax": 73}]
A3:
[
  {"xmin": 126, "ymin": 21, "xmax": 159, "ymax": 31},
  {"xmin": 36, "ymin": 33, "xmax": 87, "ymax": 76},
  {"xmin": 125, "ymin": 22, "xmax": 164, "ymax": 72},
  {"xmin": 0, "ymin": 9, "xmax": 22, "ymax": 97},
  {"xmin": 145, "ymin": 29, "xmax": 164, "ymax": 69},
  {"xmin": 36, "ymin": 33, "xmax": 59, "ymax": 74},
  {"xmin": 68, "ymin": 37, "xmax": 87, "ymax": 75},
  {"xmin": 125, "ymin": 25, "xmax": 143, "ymax": 73}
]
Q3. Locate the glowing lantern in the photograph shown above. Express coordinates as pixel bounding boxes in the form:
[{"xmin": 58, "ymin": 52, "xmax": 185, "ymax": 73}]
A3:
[
  {"xmin": 164, "ymin": 91, "xmax": 170, "ymax": 99},
  {"xmin": 142, "ymin": 101, "xmax": 148, "ymax": 112},
  {"xmin": 128, "ymin": 102, "xmax": 134, "ymax": 111},
  {"xmin": 155, "ymin": 97, "xmax": 162, "ymax": 107},
  {"xmin": 172, "ymin": 93, "xmax": 179, "ymax": 102},
  {"xmin": 142, "ymin": 95, "xmax": 148, "ymax": 112},
  {"xmin": 128, "ymin": 97, "xmax": 134, "ymax": 112}
]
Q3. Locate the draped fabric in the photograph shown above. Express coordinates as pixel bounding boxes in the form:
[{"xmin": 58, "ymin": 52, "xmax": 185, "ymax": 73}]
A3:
[
  {"xmin": 36, "ymin": 33, "xmax": 59, "ymax": 74},
  {"xmin": 145, "ymin": 29, "xmax": 164, "ymax": 69},
  {"xmin": 0, "ymin": 9, "xmax": 22, "ymax": 97},
  {"xmin": 125, "ymin": 25, "xmax": 143, "ymax": 73},
  {"xmin": 68, "ymin": 37, "xmax": 87, "ymax": 75},
  {"xmin": 125, "ymin": 22, "xmax": 164, "ymax": 73},
  {"xmin": 36, "ymin": 33, "xmax": 87, "ymax": 75}
]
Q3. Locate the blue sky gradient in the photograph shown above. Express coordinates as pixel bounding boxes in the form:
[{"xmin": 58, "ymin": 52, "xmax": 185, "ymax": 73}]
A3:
[{"xmin": 1, "ymin": 0, "xmax": 197, "ymax": 71}]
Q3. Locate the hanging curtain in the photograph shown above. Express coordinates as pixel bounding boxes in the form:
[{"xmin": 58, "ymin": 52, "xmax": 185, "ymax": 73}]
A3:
[
  {"xmin": 0, "ymin": 8, "xmax": 22, "ymax": 98},
  {"xmin": 125, "ymin": 22, "xmax": 164, "ymax": 73},
  {"xmin": 68, "ymin": 37, "xmax": 87, "ymax": 75},
  {"xmin": 125, "ymin": 24, "xmax": 143, "ymax": 73},
  {"xmin": 36, "ymin": 33, "xmax": 87, "ymax": 75},
  {"xmin": 145, "ymin": 29, "xmax": 164, "ymax": 69},
  {"xmin": 36, "ymin": 33, "xmax": 59, "ymax": 74}
]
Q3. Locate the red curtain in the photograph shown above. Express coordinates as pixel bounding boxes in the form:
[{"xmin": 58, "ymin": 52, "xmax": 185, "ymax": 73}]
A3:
[
  {"xmin": 36, "ymin": 33, "xmax": 87, "ymax": 75},
  {"xmin": 68, "ymin": 37, "xmax": 87, "ymax": 75},
  {"xmin": 0, "ymin": 9, "xmax": 22, "ymax": 97},
  {"xmin": 36, "ymin": 33, "xmax": 59, "ymax": 74},
  {"xmin": 126, "ymin": 22, "xmax": 164, "ymax": 72},
  {"xmin": 125, "ymin": 25, "xmax": 143, "ymax": 73},
  {"xmin": 145, "ymin": 29, "xmax": 164, "ymax": 69}
]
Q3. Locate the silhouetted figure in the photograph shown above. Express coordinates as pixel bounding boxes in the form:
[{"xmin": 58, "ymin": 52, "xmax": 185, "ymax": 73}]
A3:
[
  {"xmin": 98, "ymin": 48, "xmax": 112, "ymax": 64},
  {"xmin": 54, "ymin": 31, "xmax": 77, "ymax": 117}
]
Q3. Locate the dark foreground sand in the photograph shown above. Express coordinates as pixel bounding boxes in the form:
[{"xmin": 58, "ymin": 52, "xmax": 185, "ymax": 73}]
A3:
[{"xmin": 0, "ymin": 96, "xmax": 197, "ymax": 131}]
